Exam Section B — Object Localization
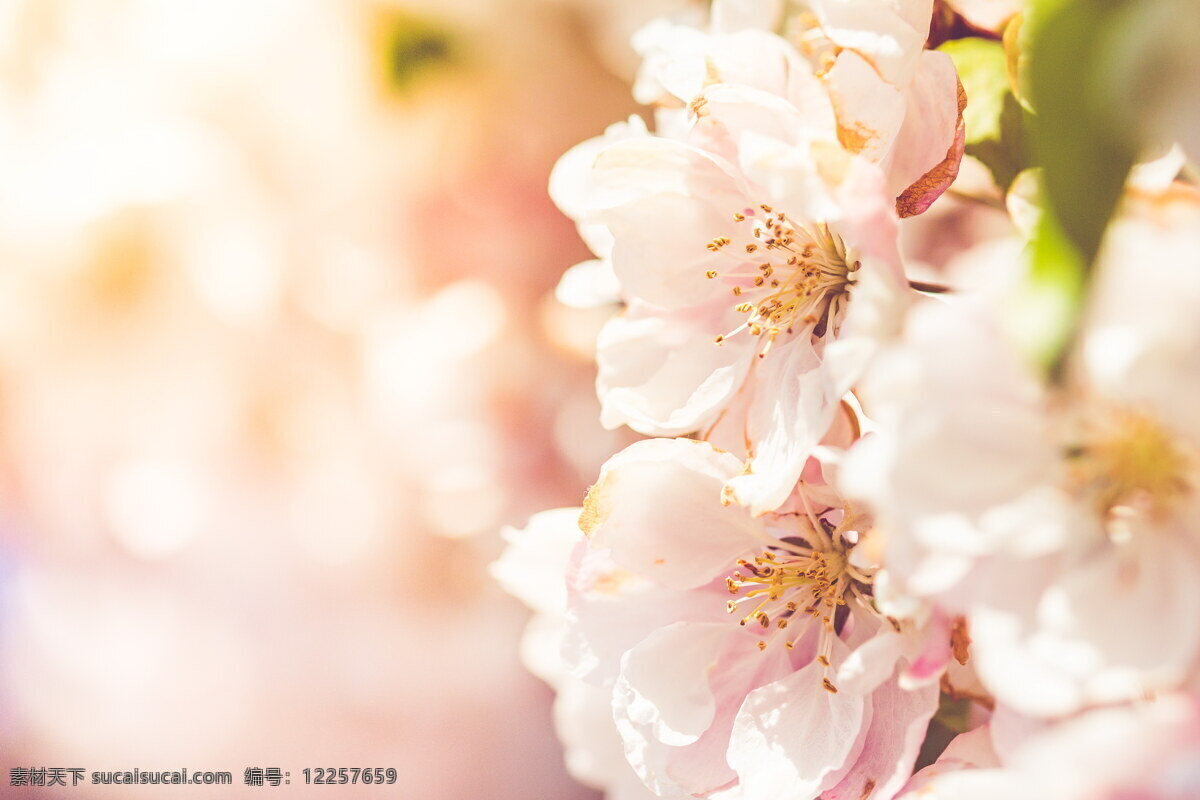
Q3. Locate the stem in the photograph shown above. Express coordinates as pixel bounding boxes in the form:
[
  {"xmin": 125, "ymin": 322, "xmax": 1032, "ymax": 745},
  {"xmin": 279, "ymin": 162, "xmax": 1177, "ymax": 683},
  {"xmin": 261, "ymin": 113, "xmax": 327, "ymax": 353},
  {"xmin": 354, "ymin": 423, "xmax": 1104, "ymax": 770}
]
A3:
[{"xmin": 946, "ymin": 188, "xmax": 1006, "ymax": 211}]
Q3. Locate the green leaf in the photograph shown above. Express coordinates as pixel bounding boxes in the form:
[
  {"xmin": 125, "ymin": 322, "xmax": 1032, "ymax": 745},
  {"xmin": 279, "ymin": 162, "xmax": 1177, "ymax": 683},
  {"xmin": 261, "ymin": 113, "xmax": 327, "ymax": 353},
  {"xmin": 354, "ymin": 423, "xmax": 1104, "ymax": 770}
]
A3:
[
  {"xmin": 377, "ymin": 12, "xmax": 457, "ymax": 94},
  {"xmin": 1026, "ymin": 0, "xmax": 1139, "ymax": 269},
  {"xmin": 1014, "ymin": 0, "xmax": 1152, "ymax": 376},
  {"xmin": 1008, "ymin": 208, "xmax": 1086, "ymax": 378},
  {"xmin": 939, "ymin": 37, "xmax": 1027, "ymax": 190}
]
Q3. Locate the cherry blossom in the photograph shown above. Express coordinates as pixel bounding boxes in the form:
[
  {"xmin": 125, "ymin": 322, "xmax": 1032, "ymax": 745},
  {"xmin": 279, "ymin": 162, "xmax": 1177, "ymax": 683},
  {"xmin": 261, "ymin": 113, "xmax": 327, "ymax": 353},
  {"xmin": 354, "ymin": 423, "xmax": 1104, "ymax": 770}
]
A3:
[
  {"xmin": 552, "ymin": 106, "xmax": 908, "ymax": 514},
  {"xmin": 549, "ymin": 0, "xmax": 967, "ymax": 514},
  {"xmin": 568, "ymin": 437, "xmax": 948, "ymax": 799},
  {"xmin": 897, "ymin": 693, "xmax": 1200, "ymax": 799},
  {"xmin": 845, "ymin": 188, "xmax": 1200, "ymax": 717}
]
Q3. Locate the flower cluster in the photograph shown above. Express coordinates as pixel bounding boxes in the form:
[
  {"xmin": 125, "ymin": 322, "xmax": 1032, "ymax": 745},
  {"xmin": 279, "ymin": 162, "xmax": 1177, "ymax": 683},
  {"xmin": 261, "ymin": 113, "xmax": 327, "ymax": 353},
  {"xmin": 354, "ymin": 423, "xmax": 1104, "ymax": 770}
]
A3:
[{"xmin": 498, "ymin": 1, "xmax": 1200, "ymax": 798}]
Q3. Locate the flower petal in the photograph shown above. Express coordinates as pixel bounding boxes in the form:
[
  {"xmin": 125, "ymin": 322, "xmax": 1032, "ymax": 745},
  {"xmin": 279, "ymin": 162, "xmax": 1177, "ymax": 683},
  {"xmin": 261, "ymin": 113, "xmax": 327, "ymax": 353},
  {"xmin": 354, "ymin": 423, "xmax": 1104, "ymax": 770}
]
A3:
[
  {"xmin": 565, "ymin": 544, "xmax": 714, "ymax": 685},
  {"xmin": 711, "ymin": 0, "xmax": 784, "ymax": 33},
  {"xmin": 827, "ymin": 49, "xmax": 908, "ymax": 162},
  {"xmin": 724, "ymin": 337, "xmax": 838, "ymax": 515},
  {"xmin": 616, "ymin": 622, "xmax": 731, "ymax": 747},
  {"xmin": 492, "ymin": 507, "xmax": 583, "ymax": 615},
  {"xmin": 582, "ymin": 438, "xmax": 767, "ymax": 589},
  {"xmin": 822, "ymin": 673, "xmax": 940, "ymax": 800},
  {"xmin": 616, "ymin": 630, "xmax": 794, "ymax": 797},
  {"xmin": 593, "ymin": 138, "xmax": 750, "ymax": 309},
  {"xmin": 728, "ymin": 652, "xmax": 867, "ymax": 799},
  {"xmin": 810, "ymin": 0, "xmax": 932, "ymax": 87},
  {"xmin": 891, "ymin": 51, "xmax": 966, "ymax": 216},
  {"xmin": 597, "ymin": 299, "xmax": 756, "ymax": 436}
]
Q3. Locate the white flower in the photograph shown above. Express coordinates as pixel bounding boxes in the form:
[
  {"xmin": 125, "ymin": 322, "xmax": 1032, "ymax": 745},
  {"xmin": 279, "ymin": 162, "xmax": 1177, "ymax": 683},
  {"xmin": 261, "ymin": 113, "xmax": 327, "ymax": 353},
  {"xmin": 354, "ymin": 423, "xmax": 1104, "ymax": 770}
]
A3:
[
  {"xmin": 845, "ymin": 189, "xmax": 1200, "ymax": 717},
  {"xmin": 898, "ymin": 693, "xmax": 1200, "ymax": 799},
  {"xmin": 493, "ymin": 508, "xmax": 667, "ymax": 799}
]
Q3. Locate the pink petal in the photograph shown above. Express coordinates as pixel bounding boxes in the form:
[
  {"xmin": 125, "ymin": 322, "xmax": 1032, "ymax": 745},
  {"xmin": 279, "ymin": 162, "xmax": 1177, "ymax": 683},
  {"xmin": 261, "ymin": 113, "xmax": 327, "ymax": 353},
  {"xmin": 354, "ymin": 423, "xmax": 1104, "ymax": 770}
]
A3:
[
  {"xmin": 810, "ymin": 0, "xmax": 932, "ymax": 87},
  {"xmin": 596, "ymin": 298, "xmax": 757, "ymax": 437},
  {"xmin": 617, "ymin": 628, "xmax": 794, "ymax": 796},
  {"xmin": 617, "ymin": 622, "xmax": 732, "ymax": 747},
  {"xmin": 827, "ymin": 50, "xmax": 907, "ymax": 162},
  {"xmin": 565, "ymin": 544, "xmax": 716, "ymax": 685},
  {"xmin": 595, "ymin": 139, "xmax": 749, "ymax": 309},
  {"xmin": 582, "ymin": 438, "xmax": 767, "ymax": 590},
  {"xmin": 821, "ymin": 673, "xmax": 940, "ymax": 800},
  {"xmin": 891, "ymin": 52, "xmax": 966, "ymax": 217},
  {"xmin": 724, "ymin": 337, "xmax": 836, "ymax": 515},
  {"xmin": 729, "ymin": 651, "xmax": 868, "ymax": 800},
  {"xmin": 900, "ymin": 610, "xmax": 952, "ymax": 688}
]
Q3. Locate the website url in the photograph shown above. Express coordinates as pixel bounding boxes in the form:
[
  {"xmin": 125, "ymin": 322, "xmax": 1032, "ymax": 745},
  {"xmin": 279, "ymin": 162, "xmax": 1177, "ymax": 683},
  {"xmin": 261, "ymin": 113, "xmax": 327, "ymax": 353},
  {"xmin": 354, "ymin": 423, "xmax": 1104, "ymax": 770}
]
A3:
[{"xmin": 91, "ymin": 769, "xmax": 233, "ymax": 785}]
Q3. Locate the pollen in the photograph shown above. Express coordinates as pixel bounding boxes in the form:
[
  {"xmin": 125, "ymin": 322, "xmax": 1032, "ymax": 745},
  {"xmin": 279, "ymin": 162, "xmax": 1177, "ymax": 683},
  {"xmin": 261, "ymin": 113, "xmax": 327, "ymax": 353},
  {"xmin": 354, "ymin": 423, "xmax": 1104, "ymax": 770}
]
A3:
[
  {"xmin": 703, "ymin": 204, "xmax": 856, "ymax": 359},
  {"xmin": 724, "ymin": 545, "xmax": 854, "ymax": 653},
  {"xmin": 1068, "ymin": 409, "xmax": 1193, "ymax": 519}
]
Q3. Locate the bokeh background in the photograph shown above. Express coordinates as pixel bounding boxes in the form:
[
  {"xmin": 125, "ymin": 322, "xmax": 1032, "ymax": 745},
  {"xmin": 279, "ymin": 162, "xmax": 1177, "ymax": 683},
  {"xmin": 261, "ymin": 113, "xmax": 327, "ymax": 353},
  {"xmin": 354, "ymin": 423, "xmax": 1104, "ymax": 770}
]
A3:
[{"xmin": 0, "ymin": 1, "xmax": 1007, "ymax": 797}]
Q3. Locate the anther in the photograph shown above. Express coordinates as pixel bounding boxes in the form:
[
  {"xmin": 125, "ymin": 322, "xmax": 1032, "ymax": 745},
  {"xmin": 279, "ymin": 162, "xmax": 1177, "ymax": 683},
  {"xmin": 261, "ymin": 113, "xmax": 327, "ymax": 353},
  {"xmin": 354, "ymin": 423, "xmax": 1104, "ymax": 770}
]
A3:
[{"xmin": 822, "ymin": 678, "xmax": 838, "ymax": 694}]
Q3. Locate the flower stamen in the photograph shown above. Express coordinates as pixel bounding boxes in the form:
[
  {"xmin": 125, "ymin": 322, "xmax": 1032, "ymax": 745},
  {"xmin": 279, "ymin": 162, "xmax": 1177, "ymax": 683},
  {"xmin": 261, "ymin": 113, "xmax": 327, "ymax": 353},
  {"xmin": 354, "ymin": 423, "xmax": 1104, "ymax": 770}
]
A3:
[{"xmin": 705, "ymin": 206, "xmax": 858, "ymax": 356}]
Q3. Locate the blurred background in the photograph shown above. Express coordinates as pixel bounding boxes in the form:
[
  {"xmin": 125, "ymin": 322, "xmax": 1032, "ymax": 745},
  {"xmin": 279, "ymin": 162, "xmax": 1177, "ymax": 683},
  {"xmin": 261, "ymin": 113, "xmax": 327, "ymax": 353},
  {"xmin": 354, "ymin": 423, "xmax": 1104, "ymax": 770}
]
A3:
[
  {"xmin": 0, "ymin": 0, "xmax": 655, "ymax": 796},
  {"xmin": 0, "ymin": 1, "xmax": 1007, "ymax": 797}
]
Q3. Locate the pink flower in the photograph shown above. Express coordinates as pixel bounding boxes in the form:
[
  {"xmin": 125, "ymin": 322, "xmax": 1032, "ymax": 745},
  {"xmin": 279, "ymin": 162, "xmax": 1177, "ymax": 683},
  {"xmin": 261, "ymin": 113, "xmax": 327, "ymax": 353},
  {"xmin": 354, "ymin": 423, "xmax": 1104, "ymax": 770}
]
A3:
[
  {"xmin": 549, "ymin": 0, "xmax": 965, "ymax": 514},
  {"xmin": 568, "ymin": 437, "xmax": 947, "ymax": 799},
  {"xmin": 633, "ymin": 0, "xmax": 966, "ymax": 215},
  {"xmin": 554, "ymin": 123, "xmax": 907, "ymax": 514}
]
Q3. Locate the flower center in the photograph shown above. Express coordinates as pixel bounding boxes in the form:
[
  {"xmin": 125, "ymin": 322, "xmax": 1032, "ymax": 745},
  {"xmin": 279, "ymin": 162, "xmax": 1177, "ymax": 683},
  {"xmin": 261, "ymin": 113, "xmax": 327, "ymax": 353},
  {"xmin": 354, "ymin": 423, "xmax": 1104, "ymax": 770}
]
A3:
[
  {"xmin": 706, "ymin": 205, "xmax": 858, "ymax": 356},
  {"xmin": 722, "ymin": 485, "xmax": 877, "ymax": 693},
  {"xmin": 725, "ymin": 547, "xmax": 848, "ymax": 638},
  {"xmin": 1068, "ymin": 409, "xmax": 1193, "ymax": 519}
]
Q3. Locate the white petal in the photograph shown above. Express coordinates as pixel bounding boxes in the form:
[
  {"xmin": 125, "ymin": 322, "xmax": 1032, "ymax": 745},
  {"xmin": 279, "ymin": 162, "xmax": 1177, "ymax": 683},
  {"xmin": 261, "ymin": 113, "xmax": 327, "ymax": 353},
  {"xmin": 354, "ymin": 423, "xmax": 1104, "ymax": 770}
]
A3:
[
  {"xmin": 555, "ymin": 677, "xmax": 664, "ymax": 800},
  {"xmin": 881, "ymin": 50, "xmax": 961, "ymax": 199},
  {"xmin": 724, "ymin": 337, "xmax": 837, "ymax": 515},
  {"xmin": 556, "ymin": 259, "xmax": 622, "ymax": 309},
  {"xmin": 520, "ymin": 613, "xmax": 570, "ymax": 688},
  {"xmin": 616, "ymin": 631, "xmax": 794, "ymax": 797},
  {"xmin": 810, "ymin": 0, "xmax": 931, "ymax": 87},
  {"xmin": 970, "ymin": 533, "xmax": 1200, "ymax": 716},
  {"xmin": 945, "ymin": 0, "xmax": 1019, "ymax": 31},
  {"xmin": 583, "ymin": 438, "xmax": 767, "ymax": 590},
  {"xmin": 549, "ymin": 116, "xmax": 649, "ymax": 223},
  {"xmin": 616, "ymin": 623, "xmax": 730, "ymax": 747},
  {"xmin": 821, "ymin": 674, "xmax": 939, "ymax": 800},
  {"xmin": 597, "ymin": 299, "xmax": 756, "ymax": 436},
  {"xmin": 827, "ymin": 49, "xmax": 907, "ymax": 162},
  {"xmin": 836, "ymin": 629, "xmax": 905, "ymax": 696},
  {"xmin": 728, "ymin": 654, "xmax": 867, "ymax": 800},
  {"xmin": 564, "ymin": 545, "xmax": 713, "ymax": 685},
  {"xmin": 492, "ymin": 507, "xmax": 583, "ymax": 615}
]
